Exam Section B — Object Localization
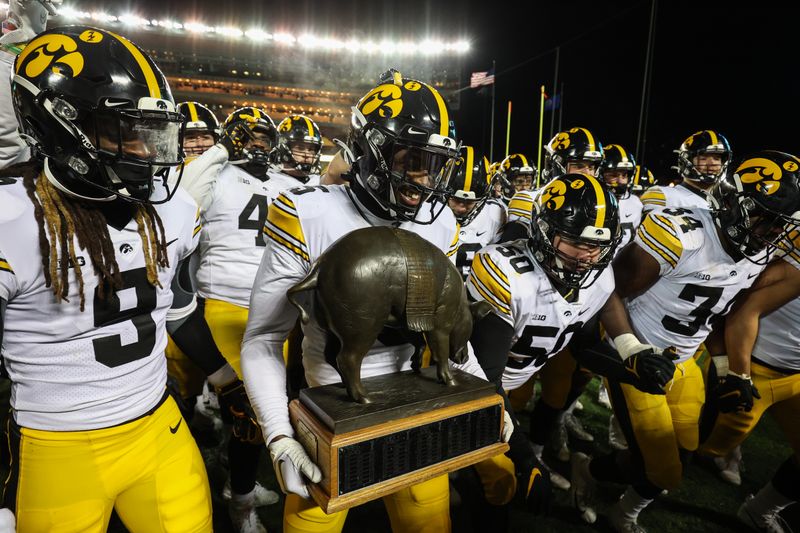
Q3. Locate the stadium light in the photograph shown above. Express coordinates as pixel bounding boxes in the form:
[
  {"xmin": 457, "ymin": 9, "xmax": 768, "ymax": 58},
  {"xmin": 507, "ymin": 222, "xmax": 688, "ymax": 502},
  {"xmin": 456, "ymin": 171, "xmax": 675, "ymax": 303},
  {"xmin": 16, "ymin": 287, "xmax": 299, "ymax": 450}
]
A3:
[{"xmin": 38, "ymin": 3, "xmax": 471, "ymax": 57}]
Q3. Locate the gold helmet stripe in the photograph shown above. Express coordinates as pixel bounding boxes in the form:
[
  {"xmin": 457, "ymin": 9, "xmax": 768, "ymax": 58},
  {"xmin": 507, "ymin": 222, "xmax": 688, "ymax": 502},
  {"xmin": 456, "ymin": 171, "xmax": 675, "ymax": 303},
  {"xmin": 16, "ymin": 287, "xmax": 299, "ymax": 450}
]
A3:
[
  {"xmin": 252, "ymin": 108, "xmax": 262, "ymax": 119},
  {"xmin": 302, "ymin": 115, "xmax": 315, "ymax": 137},
  {"xmin": 108, "ymin": 31, "xmax": 161, "ymax": 98},
  {"xmin": 609, "ymin": 144, "xmax": 628, "ymax": 161},
  {"xmin": 587, "ymin": 174, "xmax": 606, "ymax": 227},
  {"xmin": 578, "ymin": 127, "xmax": 596, "ymax": 151},
  {"xmin": 707, "ymin": 130, "xmax": 719, "ymax": 146},
  {"xmin": 464, "ymin": 146, "xmax": 474, "ymax": 192},
  {"xmin": 422, "ymin": 82, "xmax": 449, "ymax": 136},
  {"xmin": 187, "ymin": 102, "xmax": 199, "ymax": 123}
]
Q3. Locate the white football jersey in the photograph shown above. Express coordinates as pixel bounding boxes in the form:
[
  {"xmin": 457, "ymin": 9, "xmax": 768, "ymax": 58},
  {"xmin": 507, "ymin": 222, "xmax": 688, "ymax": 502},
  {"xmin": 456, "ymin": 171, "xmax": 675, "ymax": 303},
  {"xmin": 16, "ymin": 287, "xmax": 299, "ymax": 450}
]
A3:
[
  {"xmin": 454, "ymin": 200, "xmax": 506, "ymax": 279},
  {"xmin": 617, "ymin": 194, "xmax": 644, "ymax": 253},
  {"xmin": 628, "ymin": 207, "xmax": 767, "ymax": 362},
  {"xmin": 259, "ymin": 185, "xmax": 460, "ymax": 387},
  {"xmin": 752, "ymin": 250, "xmax": 800, "ymax": 372},
  {"xmin": 0, "ymin": 178, "xmax": 199, "ymax": 430},
  {"xmin": 640, "ymin": 182, "xmax": 710, "ymax": 213},
  {"xmin": 466, "ymin": 240, "xmax": 615, "ymax": 391},
  {"xmin": 195, "ymin": 163, "xmax": 302, "ymax": 307},
  {"xmin": 267, "ymin": 167, "xmax": 320, "ymax": 187}
]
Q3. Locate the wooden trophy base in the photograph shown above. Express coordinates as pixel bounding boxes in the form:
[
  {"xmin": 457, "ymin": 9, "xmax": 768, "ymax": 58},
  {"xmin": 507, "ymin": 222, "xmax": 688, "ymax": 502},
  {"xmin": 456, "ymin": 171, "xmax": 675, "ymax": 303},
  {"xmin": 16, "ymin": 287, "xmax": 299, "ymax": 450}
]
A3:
[{"xmin": 288, "ymin": 367, "xmax": 509, "ymax": 514}]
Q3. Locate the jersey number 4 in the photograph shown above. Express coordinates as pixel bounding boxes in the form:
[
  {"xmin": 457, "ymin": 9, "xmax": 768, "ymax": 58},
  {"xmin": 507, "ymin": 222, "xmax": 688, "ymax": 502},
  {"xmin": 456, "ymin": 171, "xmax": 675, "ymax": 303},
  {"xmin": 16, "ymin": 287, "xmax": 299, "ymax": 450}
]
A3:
[
  {"xmin": 239, "ymin": 194, "xmax": 270, "ymax": 247},
  {"xmin": 93, "ymin": 267, "xmax": 157, "ymax": 368}
]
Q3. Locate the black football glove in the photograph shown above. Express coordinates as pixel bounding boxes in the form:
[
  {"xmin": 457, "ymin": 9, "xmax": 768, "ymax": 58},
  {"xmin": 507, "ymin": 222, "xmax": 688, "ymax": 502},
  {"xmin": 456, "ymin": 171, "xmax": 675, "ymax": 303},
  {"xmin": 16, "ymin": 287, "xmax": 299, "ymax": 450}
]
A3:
[
  {"xmin": 716, "ymin": 374, "xmax": 761, "ymax": 413},
  {"xmin": 519, "ymin": 454, "xmax": 553, "ymax": 516},
  {"xmin": 216, "ymin": 379, "xmax": 263, "ymax": 444},
  {"xmin": 506, "ymin": 422, "xmax": 552, "ymax": 515},
  {"xmin": 219, "ymin": 118, "xmax": 257, "ymax": 160},
  {"xmin": 625, "ymin": 346, "xmax": 678, "ymax": 395}
]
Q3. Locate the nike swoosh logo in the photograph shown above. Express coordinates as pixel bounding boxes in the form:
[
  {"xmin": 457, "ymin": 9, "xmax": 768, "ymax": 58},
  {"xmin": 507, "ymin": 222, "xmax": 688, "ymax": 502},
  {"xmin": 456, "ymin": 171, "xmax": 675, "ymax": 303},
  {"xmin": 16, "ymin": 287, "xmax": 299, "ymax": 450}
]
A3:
[
  {"xmin": 747, "ymin": 272, "xmax": 758, "ymax": 279},
  {"xmin": 578, "ymin": 308, "xmax": 590, "ymax": 316},
  {"xmin": 476, "ymin": 231, "xmax": 487, "ymax": 236},
  {"xmin": 169, "ymin": 419, "xmax": 182, "ymax": 434},
  {"xmin": 406, "ymin": 127, "xmax": 428, "ymax": 136},
  {"xmin": 105, "ymin": 100, "xmax": 130, "ymax": 107},
  {"xmin": 166, "ymin": 238, "xmax": 179, "ymax": 247}
]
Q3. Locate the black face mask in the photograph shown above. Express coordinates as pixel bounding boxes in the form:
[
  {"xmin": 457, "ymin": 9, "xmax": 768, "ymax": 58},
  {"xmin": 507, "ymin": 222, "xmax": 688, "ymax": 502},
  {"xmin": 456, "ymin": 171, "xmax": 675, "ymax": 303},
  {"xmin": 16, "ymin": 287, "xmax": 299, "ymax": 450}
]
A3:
[{"xmin": 242, "ymin": 159, "xmax": 269, "ymax": 180}]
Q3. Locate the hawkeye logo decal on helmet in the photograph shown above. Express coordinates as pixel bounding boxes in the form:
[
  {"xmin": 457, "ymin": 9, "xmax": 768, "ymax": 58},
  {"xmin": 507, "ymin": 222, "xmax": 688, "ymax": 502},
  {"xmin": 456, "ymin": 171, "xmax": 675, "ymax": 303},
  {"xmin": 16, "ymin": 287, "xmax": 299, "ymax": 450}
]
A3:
[
  {"xmin": 552, "ymin": 132, "xmax": 571, "ymax": 151},
  {"xmin": 571, "ymin": 178, "xmax": 585, "ymax": 189},
  {"xmin": 403, "ymin": 80, "xmax": 422, "ymax": 91},
  {"xmin": 79, "ymin": 30, "xmax": 103, "ymax": 43},
  {"xmin": 359, "ymin": 84, "xmax": 403, "ymax": 118},
  {"xmin": 738, "ymin": 157, "xmax": 784, "ymax": 195},
  {"xmin": 278, "ymin": 118, "xmax": 293, "ymax": 132},
  {"xmin": 17, "ymin": 34, "xmax": 84, "ymax": 78},
  {"xmin": 540, "ymin": 179, "xmax": 568, "ymax": 210}
]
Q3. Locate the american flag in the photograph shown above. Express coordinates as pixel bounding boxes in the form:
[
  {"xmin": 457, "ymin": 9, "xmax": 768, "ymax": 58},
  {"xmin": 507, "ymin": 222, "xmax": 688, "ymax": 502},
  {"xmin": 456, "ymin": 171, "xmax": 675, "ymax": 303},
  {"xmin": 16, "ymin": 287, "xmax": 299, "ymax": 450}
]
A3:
[{"xmin": 470, "ymin": 68, "xmax": 495, "ymax": 88}]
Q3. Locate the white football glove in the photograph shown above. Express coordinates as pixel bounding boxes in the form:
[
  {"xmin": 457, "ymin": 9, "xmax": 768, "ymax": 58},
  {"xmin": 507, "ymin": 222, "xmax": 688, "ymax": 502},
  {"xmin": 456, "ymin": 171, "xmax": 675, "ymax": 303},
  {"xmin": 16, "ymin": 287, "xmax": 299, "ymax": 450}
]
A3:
[
  {"xmin": 268, "ymin": 437, "xmax": 322, "ymax": 499},
  {"xmin": 0, "ymin": 508, "xmax": 15, "ymax": 533},
  {"xmin": 501, "ymin": 410, "xmax": 514, "ymax": 443}
]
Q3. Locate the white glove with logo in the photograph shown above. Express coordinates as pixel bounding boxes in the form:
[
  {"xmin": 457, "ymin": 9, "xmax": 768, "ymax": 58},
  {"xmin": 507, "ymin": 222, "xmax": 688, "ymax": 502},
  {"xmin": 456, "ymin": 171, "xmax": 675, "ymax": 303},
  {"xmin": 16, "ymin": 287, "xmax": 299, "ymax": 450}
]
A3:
[
  {"xmin": 268, "ymin": 437, "xmax": 323, "ymax": 499},
  {"xmin": 501, "ymin": 410, "xmax": 514, "ymax": 443}
]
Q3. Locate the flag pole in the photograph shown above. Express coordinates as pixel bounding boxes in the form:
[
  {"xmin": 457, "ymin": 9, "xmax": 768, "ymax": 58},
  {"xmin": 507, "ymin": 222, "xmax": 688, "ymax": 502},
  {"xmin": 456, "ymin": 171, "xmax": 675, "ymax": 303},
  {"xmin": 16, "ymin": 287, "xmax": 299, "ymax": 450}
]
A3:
[
  {"xmin": 505, "ymin": 101, "xmax": 512, "ymax": 158},
  {"xmin": 489, "ymin": 59, "xmax": 496, "ymax": 162},
  {"xmin": 537, "ymin": 85, "xmax": 546, "ymax": 189}
]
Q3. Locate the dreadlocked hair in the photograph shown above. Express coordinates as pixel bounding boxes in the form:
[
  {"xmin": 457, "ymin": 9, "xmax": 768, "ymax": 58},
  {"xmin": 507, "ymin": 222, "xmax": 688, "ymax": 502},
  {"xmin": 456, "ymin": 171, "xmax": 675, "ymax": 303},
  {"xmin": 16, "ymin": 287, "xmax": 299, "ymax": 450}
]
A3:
[{"xmin": 3, "ymin": 161, "xmax": 170, "ymax": 311}]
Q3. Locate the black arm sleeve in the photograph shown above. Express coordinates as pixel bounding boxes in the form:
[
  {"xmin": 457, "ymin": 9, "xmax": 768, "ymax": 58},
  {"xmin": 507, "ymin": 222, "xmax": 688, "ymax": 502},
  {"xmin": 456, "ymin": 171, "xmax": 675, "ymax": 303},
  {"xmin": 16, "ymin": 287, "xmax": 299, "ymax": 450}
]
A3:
[
  {"xmin": 169, "ymin": 299, "xmax": 229, "ymax": 377},
  {"xmin": 471, "ymin": 311, "xmax": 539, "ymax": 469},
  {"xmin": 469, "ymin": 312, "xmax": 522, "ymax": 421},
  {"xmin": 166, "ymin": 257, "xmax": 229, "ymax": 377},
  {"xmin": 470, "ymin": 312, "xmax": 515, "ymax": 393},
  {"xmin": 499, "ymin": 221, "xmax": 530, "ymax": 243},
  {"xmin": 569, "ymin": 317, "xmax": 638, "ymax": 385}
]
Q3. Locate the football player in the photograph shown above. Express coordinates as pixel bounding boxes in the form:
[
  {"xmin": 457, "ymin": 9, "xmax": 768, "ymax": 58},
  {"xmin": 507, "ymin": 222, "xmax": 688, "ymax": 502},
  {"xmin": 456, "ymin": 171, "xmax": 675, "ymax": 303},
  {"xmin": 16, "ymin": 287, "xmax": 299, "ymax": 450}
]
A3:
[
  {"xmin": 0, "ymin": 26, "xmax": 213, "ymax": 531},
  {"xmin": 501, "ymin": 153, "xmax": 537, "ymax": 194},
  {"xmin": 468, "ymin": 173, "xmax": 677, "ymax": 515},
  {"xmin": 571, "ymin": 151, "xmax": 800, "ymax": 532},
  {"xmin": 448, "ymin": 145, "xmax": 506, "ymax": 279},
  {"xmin": 641, "ymin": 130, "xmax": 731, "ymax": 212},
  {"xmin": 175, "ymin": 106, "xmax": 294, "ymax": 531},
  {"xmin": 601, "ymin": 144, "xmax": 642, "ymax": 252},
  {"xmin": 271, "ymin": 114, "xmax": 323, "ymax": 185},
  {"xmin": 241, "ymin": 72, "xmax": 506, "ymax": 533},
  {"xmin": 630, "ymin": 165, "xmax": 656, "ymax": 197},
  {"xmin": 502, "ymin": 127, "xmax": 604, "ymax": 241},
  {"xmin": 178, "ymin": 101, "xmax": 220, "ymax": 159},
  {"xmin": 699, "ymin": 208, "xmax": 800, "ymax": 531}
]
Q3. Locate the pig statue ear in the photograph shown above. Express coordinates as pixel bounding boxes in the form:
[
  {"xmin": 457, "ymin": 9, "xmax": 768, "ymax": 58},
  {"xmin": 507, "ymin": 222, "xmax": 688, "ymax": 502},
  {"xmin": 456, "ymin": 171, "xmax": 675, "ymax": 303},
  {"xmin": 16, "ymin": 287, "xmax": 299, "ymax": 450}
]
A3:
[{"xmin": 469, "ymin": 300, "xmax": 493, "ymax": 322}]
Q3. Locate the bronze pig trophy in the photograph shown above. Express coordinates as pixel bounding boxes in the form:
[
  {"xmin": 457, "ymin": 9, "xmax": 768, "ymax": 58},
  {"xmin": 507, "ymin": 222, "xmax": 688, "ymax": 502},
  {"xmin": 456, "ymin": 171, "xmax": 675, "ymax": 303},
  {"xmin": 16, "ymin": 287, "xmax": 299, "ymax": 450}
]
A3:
[{"xmin": 287, "ymin": 226, "xmax": 491, "ymax": 404}]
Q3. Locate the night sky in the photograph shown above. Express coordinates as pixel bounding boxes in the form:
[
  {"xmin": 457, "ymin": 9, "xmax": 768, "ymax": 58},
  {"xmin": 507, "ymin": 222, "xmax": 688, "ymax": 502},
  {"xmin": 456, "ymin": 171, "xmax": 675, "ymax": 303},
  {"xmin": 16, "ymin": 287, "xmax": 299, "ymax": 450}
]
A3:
[{"xmin": 73, "ymin": 1, "xmax": 799, "ymax": 178}]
